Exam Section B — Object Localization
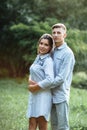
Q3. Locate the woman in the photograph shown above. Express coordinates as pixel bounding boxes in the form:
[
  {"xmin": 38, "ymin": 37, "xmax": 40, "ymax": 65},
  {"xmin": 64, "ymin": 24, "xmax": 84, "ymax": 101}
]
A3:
[{"xmin": 26, "ymin": 34, "xmax": 54, "ymax": 130}]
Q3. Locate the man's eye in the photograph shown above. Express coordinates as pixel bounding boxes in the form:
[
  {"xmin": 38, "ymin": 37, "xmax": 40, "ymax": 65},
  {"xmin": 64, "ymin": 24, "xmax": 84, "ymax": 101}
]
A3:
[
  {"xmin": 57, "ymin": 32, "xmax": 61, "ymax": 34},
  {"xmin": 53, "ymin": 32, "xmax": 55, "ymax": 34}
]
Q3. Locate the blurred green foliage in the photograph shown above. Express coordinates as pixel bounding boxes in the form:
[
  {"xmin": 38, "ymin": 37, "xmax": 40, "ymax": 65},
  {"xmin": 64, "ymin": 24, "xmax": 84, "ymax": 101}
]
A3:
[{"xmin": 0, "ymin": 0, "xmax": 87, "ymax": 79}]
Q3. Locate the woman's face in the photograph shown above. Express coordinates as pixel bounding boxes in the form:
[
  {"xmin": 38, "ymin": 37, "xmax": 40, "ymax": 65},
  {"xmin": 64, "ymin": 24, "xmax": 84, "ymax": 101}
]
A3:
[{"xmin": 38, "ymin": 39, "xmax": 51, "ymax": 55}]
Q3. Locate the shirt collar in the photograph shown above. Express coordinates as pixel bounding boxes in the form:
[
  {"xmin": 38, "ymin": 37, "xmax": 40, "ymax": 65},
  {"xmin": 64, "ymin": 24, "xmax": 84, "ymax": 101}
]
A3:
[{"xmin": 55, "ymin": 42, "xmax": 67, "ymax": 50}]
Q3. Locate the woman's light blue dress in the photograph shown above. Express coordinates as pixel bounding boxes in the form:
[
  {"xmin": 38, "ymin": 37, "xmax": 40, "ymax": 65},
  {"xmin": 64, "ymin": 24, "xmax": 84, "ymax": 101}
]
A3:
[{"xmin": 26, "ymin": 53, "xmax": 54, "ymax": 121}]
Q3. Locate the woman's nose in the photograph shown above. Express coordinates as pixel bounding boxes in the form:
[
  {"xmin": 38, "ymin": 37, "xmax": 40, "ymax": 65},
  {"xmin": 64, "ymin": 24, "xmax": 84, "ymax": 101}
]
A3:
[{"xmin": 40, "ymin": 44, "xmax": 44, "ymax": 47}]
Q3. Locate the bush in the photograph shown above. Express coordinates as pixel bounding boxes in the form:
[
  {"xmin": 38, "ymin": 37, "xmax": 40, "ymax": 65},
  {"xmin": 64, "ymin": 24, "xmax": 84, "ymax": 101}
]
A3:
[
  {"xmin": 72, "ymin": 72, "xmax": 87, "ymax": 89},
  {"xmin": 0, "ymin": 22, "xmax": 87, "ymax": 77},
  {"xmin": 66, "ymin": 29, "xmax": 87, "ymax": 72}
]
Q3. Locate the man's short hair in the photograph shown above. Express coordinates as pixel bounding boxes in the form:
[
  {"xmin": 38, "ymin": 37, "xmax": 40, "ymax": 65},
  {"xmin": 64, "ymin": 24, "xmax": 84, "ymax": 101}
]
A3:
[{"xmin": 52, "ymin": 23, "xmax": 67, "ymax": 33}]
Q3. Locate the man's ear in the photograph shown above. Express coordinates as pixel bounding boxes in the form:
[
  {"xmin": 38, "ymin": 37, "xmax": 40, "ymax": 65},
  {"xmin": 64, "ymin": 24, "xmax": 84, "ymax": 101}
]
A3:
[{"xmin": 64, "ymin": 33, "xmax": 67, "ymax": 38}]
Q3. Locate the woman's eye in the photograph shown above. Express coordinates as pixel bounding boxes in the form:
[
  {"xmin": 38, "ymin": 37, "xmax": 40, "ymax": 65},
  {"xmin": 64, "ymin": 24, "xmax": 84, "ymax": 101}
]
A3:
[
  {"xmin": 40, "ymin": 42, "xmax": 43, "ymax": 45},
  {"xmin": 45, "ymin": 44, "xmax": 49, "ymax": 46}
]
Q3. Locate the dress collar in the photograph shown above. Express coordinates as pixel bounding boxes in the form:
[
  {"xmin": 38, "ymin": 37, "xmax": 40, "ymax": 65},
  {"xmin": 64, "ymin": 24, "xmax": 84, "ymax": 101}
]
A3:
[{"xmin": 38, "ymin": 53, "xmax": 50, "ymax": 60}]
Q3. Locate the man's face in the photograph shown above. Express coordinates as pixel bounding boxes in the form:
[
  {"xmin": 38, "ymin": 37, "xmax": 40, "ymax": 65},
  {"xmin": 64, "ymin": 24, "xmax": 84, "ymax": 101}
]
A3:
[{"xmin": 52, "ymin": 28, "xmax": 66, "ymax": 45}]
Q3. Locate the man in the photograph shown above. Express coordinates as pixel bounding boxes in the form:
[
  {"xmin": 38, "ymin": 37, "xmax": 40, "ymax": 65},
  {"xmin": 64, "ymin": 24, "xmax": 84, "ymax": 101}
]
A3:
[{"xmin": 51, "ymin": 23, "xmax": 75, "ymax": 130}]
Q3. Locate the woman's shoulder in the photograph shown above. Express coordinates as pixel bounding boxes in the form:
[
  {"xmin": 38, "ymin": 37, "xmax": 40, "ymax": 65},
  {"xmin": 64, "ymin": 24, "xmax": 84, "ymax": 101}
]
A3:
[{"xmin": 44, "ymin": 55, "xmax": 53, "ymax": 64}]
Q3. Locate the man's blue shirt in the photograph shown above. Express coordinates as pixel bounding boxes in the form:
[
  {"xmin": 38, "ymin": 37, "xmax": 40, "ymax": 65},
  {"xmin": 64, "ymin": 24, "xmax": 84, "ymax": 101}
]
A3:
[{"xmin": 52, "ymin": 42, "xmax": 75, "ymax": 104}]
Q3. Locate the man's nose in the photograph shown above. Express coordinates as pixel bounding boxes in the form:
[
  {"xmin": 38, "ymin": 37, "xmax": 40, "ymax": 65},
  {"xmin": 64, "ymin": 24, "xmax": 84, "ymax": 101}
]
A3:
[{"xmin": 54, "ymin": 33, "xmax": 58, "ymax": 36}]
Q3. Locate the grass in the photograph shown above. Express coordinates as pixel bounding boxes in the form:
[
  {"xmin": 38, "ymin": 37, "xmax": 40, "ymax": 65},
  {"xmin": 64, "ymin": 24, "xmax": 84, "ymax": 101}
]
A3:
[
  {"xmin": 0, "ymin": 78, "xmax": 87, "ymax": 130},
  {"xmin": 69, "ymin": 87, "xmax": 87, "ymax": 130},
  {"xmin": 0, "ymin": 78, "xmax": 28, "ymax": 130}
]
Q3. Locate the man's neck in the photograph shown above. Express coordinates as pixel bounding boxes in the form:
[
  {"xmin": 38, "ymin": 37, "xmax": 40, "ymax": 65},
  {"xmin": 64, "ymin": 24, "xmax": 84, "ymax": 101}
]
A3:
[{"xmin": 55, "ymin": 42, "xmax": 64, "ymax": 47}]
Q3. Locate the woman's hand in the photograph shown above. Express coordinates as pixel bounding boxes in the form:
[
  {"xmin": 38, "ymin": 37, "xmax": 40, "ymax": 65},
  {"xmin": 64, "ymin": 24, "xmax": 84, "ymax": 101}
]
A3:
[
  {"xmin": 28, "ymin": 84, "xmax": 41, "ymax": 93},
  {"xmin": 29, "ymin": 79, "xmax": 36, "ymax": 85}
]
